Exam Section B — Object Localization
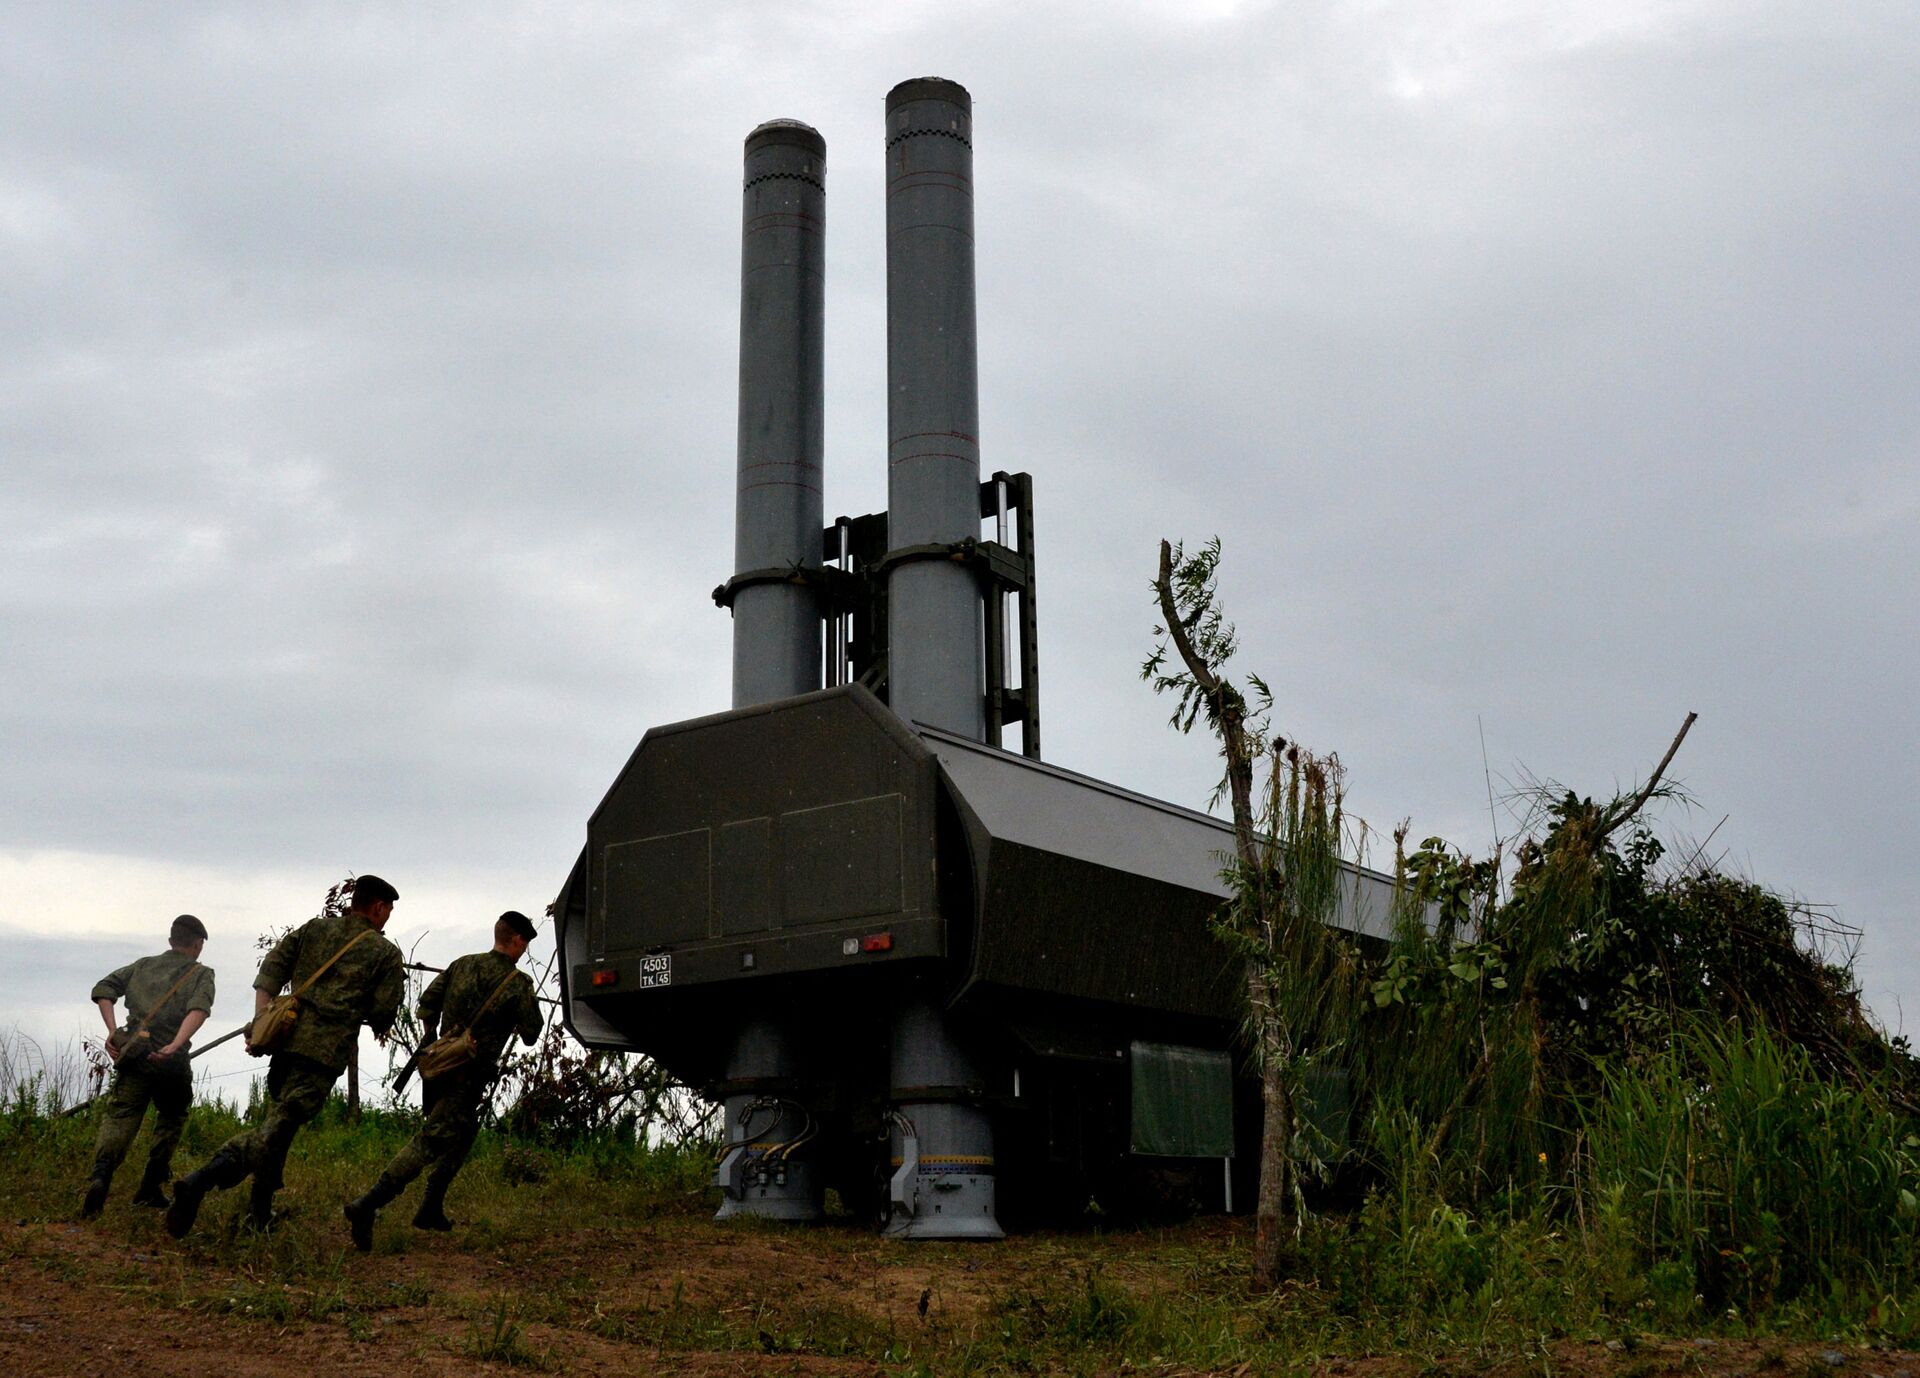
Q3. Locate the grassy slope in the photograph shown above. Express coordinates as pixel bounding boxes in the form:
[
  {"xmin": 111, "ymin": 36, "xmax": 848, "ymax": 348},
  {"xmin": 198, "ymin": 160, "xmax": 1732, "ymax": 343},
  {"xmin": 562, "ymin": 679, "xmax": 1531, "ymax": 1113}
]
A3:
[{"xmin": 5, "ymin": 1096, "xmax": 1918, "ymax": 1376}]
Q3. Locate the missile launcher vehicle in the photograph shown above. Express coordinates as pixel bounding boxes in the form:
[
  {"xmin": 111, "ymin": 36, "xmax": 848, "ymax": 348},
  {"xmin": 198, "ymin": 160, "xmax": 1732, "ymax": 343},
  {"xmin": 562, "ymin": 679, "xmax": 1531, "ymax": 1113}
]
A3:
[{"xmin": 555, "ymin": 79, "xmax": 1398, "ymax": 1238}]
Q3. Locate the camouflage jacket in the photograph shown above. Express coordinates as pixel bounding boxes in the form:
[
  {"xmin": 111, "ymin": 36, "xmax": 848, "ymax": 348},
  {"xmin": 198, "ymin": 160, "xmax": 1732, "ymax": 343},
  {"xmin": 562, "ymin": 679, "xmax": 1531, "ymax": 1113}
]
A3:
[
  {"xmin": 420, "ymin": 950, "xmax": 542, "ymax": 1068},
  {"xmin": 255, "ymin": 911, "xmax": 404, "ymax": 1073},
  {"xmin": 92, "ymin": 950, "xmax": 216, "ymax": 1049}
]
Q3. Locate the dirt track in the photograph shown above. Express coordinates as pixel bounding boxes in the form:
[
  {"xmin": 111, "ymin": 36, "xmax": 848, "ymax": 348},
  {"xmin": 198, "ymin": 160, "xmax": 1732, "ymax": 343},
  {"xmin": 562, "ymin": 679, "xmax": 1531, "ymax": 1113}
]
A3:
[{"xmin": 5, "ymin": 1216, "xmax": 1916, "ymax": 1377}]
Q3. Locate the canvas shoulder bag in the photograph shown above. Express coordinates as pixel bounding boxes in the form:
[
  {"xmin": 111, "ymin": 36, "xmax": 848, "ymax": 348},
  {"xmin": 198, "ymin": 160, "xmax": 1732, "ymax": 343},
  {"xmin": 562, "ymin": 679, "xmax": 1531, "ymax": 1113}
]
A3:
[
  {"xmin": 246, "ymin": 926, "xmax": 377, "ymax": 1057},
  {"xmin": 416, "ymin": 967, "xmax": 524, "ymax": 1082}
]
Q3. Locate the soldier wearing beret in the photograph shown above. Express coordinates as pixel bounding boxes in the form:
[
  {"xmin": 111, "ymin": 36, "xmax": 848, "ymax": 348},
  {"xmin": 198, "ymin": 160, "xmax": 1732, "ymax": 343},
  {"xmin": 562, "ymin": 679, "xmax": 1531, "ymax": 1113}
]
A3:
[
  {"xmin": 81, "ymin": 914, "xmax": 216, "ymax": 1218},
  {"xmin": 344, "ymin": 910, "xmax": 542, "ymax": 1250},
  {"xmin": 167, "ymin": 874, "xmax": 405, "ymax": 1237}
]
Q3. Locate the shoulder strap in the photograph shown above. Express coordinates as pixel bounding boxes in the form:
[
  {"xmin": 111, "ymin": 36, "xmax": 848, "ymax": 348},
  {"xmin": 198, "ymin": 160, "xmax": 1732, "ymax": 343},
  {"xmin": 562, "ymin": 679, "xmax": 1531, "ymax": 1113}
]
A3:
[
  {"xmin": 132, "ymin": 961, "xmax": 202, "ymax": 1039},
  {"xmin": 460, "ymin": 967, "xmax": 526, "ymax": 1031},
  {"xmin": 291, "ymin": 925, "xmax": 378, "ymax": 998}
]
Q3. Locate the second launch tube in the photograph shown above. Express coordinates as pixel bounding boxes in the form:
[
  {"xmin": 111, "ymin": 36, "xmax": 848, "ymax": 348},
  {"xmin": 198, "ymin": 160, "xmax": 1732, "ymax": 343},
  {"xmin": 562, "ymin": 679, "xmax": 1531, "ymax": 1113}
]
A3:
[{"xmin": 884, "ymin": 78, "xmax": 985, "ymax": 738}]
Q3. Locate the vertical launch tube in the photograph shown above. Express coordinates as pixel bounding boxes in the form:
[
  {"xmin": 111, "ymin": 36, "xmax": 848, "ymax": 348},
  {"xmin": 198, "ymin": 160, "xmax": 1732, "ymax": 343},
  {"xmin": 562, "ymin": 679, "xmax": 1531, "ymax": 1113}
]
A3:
[
  {"xmin": 718, "ymin": 120, "xmax": 826, "ymax": 1224},
  {"xmin": 884, "ymin": 78, "xmax": 985, "ymax": 737},
  {"xmin": 882, "ymin": 78, "xmax": 1002, "ymax": 1241},
  {"xmin": 732, "ymin": 120, "xmax": 827, "ymax": 708}
]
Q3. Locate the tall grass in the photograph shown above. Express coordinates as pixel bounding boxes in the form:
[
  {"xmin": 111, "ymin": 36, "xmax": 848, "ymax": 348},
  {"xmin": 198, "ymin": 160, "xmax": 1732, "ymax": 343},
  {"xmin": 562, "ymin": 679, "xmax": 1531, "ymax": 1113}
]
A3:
[
  {"xmin": 0, "ymin": 1028, "xmax": 106, "ymax": 1114},
  {"xmin": 1586, "ymin": 1020, "xmax": 1920, "ymax": 1317}
]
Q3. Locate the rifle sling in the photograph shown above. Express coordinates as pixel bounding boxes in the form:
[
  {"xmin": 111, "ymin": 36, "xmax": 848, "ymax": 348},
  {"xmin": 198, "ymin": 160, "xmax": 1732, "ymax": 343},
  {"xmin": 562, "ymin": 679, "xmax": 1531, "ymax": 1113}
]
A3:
[
  {"xmin": 442, "ymin": 966, "xmax": 524, "ymax": 1044},
  {"xmin": 288, "ymin": 925, "xmax": 378, "ymax": 1001},
  {"xmin": 127, "ymin": 961, "xmax": 202, "ymax": 1044}
]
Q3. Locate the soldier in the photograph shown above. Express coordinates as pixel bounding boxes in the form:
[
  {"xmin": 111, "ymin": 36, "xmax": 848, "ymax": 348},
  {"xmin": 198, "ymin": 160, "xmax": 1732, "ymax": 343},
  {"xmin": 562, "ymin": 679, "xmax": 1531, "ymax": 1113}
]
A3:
[
  {"xmin": 343, "ymin": 910, "xmax": 542, "ymax": 1250},
  {"xmin": 166, "ymin": 874, "xmax": 405, "ymax": 1237},
  {"xmin": 81, "ymin": 914, "xmax": 216, "ymax": 1218}
]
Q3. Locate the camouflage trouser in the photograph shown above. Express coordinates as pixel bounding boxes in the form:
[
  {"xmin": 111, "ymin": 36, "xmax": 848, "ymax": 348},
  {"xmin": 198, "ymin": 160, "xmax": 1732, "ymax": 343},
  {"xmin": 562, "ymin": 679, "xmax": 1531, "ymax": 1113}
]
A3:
[
  {"xmin": 381, "ymin": 1064, "xmax": 486, "ymax": 1190},
  {"xmin": 218, "ymin": 1052, "xmax": 340, "ymax": 1192},
  {"xmin": 90, "ymin": 1058, "xmax": 192, "ymax": 1184}
]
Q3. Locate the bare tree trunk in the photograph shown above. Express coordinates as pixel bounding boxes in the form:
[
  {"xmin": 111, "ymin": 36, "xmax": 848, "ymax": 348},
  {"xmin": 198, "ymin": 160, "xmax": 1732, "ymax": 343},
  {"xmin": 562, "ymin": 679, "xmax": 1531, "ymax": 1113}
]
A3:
[
  {"xmin": 346, "ymin": 1057, "xmax": 361, "ymax": 1121},
  {"xmin": 1252, "ymin": 975, "xmax": 1293, "ymax": 1289},
  {"xmin": 1156, "ymin": 539, "xmax": 1288, "ymax": 1289}
]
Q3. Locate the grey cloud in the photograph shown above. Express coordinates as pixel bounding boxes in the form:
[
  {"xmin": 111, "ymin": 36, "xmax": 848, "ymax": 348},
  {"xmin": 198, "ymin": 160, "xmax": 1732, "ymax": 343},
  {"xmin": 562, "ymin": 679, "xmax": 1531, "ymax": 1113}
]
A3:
[{"xmin": 1, "ymin": 1, "xmax": 1914, "ymax": 1020}]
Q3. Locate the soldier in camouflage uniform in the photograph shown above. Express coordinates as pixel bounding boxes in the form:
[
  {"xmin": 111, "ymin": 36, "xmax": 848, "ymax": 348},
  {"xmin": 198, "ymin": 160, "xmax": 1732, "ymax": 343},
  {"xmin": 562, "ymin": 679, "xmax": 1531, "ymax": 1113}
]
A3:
[
  {"xmin": 81, "ymin": 915, "xmax": 217, "ymax": 1218},
  {"xmin": 343, "ymin": 910, "xmax": 542, "ymax": 1250},
  {"xmin": 166, "ymin": 874, "xmax": 405, "ymax": 1237}
]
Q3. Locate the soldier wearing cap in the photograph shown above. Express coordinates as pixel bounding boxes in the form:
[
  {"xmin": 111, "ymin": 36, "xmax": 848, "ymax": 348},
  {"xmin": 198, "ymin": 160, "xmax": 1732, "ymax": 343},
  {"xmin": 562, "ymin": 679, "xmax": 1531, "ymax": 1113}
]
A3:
[
  {"xmin": 167, "ymin": 874, "xmax": 405, "ymax": 1237},
  {"xmin": 344, "ymin": 910, "xmax": 542, "ymax": 1250},
  {"xmin": 81, "ymin": 914, "xmax": 216, "ymax": 1218}
]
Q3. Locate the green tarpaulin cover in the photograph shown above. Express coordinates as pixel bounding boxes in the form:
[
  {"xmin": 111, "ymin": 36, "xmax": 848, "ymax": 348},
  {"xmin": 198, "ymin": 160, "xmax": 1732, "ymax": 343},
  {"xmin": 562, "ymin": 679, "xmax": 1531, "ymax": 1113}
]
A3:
[{"xmin": 1129, "ymin": 1041, "xmax": 1234, "ymax": 1158}]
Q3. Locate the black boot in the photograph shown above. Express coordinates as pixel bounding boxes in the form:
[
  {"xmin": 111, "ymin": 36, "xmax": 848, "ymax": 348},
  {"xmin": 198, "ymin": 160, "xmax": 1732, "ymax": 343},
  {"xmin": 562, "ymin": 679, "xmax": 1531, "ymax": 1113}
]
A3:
[
  {"xmin": 165, "ymin": 1148, "xmax": 244, "ymax": 1239},
  {"xmin": 412, "ymin": 1174, "xmax": 455, "ymax": 1232},
  {"xmin": 245, "ymin": 1179, "xmax": 280, "ymax": 1232},
  {"xmin": 342, "ymin": 1175, "xmax": 403, "ymax": 1253},
  {"xmin": 80, "ymin": 1174, "xmax": 111, "ymax": 1220},
  {"xmin": 130, "ymin": 1159, "xmax": 171, "ymax": 1209}
]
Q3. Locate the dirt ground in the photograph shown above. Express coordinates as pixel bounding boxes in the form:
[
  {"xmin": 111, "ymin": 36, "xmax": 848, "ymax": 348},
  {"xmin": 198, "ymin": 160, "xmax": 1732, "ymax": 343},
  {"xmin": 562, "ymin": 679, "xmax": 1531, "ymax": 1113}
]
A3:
[{"xmin": 5, "ymin": 1215, "xmax": 1916, "ymax": 1378}]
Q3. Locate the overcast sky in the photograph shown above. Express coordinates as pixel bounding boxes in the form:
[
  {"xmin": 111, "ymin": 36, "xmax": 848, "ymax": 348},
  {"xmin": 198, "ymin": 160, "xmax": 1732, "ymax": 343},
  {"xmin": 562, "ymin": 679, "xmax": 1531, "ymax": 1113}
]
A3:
[{"xmin": 4, "ymin": 1, "xmax": 1916, "ymax": 1098}]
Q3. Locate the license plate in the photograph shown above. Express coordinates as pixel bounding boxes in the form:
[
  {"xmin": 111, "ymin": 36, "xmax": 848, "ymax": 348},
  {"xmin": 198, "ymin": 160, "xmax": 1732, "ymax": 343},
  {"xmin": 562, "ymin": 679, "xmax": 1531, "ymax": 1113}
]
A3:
[{"xmin": 638, "ymin": 953, "xmax": 672, "ymax": 989}]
